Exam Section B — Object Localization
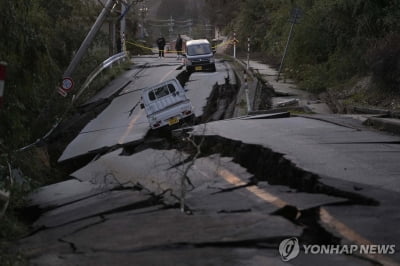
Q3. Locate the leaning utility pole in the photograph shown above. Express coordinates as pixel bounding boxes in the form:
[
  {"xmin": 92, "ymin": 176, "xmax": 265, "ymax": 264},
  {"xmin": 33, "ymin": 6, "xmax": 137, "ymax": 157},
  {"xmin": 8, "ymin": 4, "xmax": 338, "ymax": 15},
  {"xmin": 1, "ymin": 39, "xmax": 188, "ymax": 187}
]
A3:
[
  {"xmin": 276, "ymin": 7, "xmax": 302, "ymax": 82},
  {"xmin": 121, "ymin": 3, "xmax": 126, "ymax": 51},
  {"xmin": 62, "ymin": 0, "xmax": 118, "ymax": 79}
]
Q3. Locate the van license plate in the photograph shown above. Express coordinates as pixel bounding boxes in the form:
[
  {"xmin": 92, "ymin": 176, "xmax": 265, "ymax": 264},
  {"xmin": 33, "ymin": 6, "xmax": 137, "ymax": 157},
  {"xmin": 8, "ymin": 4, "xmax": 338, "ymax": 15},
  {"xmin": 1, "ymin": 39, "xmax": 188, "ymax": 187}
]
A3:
[
  {"xmin": 195, "ymin": 66, "xmax": 202, "ymax": 71},
  {"xmin": 168, "ymin": 117, "xmax": 180, "ymax": 126}
]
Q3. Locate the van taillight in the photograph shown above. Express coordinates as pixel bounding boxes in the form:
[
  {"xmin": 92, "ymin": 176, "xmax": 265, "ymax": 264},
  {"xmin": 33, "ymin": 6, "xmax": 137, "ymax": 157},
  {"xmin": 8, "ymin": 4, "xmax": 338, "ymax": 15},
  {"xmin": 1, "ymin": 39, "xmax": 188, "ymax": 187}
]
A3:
[
  {"xmin": 182, "ymin": 110, "xmax": 192, "ymax": 115},
  {"xmin": 153, "ymin": 122, "xmax": 161, "ymax": 128}
]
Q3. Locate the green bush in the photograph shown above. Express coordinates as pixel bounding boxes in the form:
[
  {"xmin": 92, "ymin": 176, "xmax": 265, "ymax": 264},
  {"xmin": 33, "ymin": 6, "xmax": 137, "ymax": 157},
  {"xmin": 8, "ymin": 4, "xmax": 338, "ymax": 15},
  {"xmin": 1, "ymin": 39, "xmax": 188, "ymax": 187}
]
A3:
[
  {"xmin": 0, "ymin": 1, "xmax": 129, "ymax": 262},
  {"xmin": 367, "ymin": 33, "xmax": 400, "ymax": 91},
  {"xmin": 205, "ymin": 0, "xmax": 400, "ymax": 93}
]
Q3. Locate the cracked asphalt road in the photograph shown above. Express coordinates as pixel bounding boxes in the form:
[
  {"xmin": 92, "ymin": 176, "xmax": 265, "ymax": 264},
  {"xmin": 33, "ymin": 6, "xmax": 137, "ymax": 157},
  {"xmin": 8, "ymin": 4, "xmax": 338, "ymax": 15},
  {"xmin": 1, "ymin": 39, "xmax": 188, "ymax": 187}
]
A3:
[{"xmin": 19, "ymin": 55, "xmax": 400, "ymax": 266}]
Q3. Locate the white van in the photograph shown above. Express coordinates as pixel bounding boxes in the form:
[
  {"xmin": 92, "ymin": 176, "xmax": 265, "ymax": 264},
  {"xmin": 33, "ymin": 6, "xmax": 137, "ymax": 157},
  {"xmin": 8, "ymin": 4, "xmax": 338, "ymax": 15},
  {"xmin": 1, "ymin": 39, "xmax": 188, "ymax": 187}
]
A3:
[
  {"xmin": 140, "ymin": 79, "xmax": 194, "ymax": 129},
  {"xmin": 184, "ymin": 39, "xmax": 216, "ymax": 72}
]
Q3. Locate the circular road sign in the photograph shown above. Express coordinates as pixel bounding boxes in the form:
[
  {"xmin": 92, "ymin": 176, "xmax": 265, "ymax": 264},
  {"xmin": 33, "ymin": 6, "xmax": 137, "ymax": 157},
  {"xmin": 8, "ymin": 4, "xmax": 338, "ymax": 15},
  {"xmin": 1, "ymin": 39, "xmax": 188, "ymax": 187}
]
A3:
[{"xmin": 62, "ymin": 77, "xmax": 74, "ymax": 91}]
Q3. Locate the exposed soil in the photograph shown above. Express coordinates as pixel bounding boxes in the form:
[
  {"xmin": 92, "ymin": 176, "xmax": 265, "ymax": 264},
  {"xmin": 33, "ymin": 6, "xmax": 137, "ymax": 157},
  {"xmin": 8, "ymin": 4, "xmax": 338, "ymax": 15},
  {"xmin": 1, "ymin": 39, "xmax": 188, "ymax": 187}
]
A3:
[{"xmin": 325, "ymin": 76, "xmax": 400, "ymax": 115}]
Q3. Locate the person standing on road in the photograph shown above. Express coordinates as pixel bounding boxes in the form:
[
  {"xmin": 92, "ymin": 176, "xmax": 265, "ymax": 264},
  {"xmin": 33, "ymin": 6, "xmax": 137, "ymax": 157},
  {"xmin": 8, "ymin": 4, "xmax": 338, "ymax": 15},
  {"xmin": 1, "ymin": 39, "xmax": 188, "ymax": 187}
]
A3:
[
  {"xmin": 175, "ymin": 34, "xmax": 183, "ymax": 60},
  {"xmin": 156, "ymin": 35, "xmax": 166, "ymax": 58}
]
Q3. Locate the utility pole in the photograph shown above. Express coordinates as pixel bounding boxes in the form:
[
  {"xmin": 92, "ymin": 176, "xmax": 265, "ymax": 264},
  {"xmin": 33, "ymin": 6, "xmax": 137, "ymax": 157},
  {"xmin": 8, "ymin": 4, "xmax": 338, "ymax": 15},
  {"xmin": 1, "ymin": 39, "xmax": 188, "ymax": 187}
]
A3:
[
  {"xmin": 109, "ymin": 20, "xmax": 116, "ymax": 56},
  {"xmin": 121, "ymin": 3, "xmax": 126, "ymax": 52},
  {"xmin": 168, "ymin": 16, "xmax": 174, "ymax": 41},
  {"xmin": 188, "ymin": 20, "xmax": 192, "ymax": 37},
  {"xmin": 247, "ymin": 36, "xmax": 250, "ymax": 70},
  {"xmin": 276, "ymin": 7, "xmax": 302, "ymax": 81},
  {"xmin": 63, "ymin": 0, "xmax": 117, "ymax": 79},
  {"xmin": 139, "ymin": 3, "xmax": 148, "ymax": 39}
]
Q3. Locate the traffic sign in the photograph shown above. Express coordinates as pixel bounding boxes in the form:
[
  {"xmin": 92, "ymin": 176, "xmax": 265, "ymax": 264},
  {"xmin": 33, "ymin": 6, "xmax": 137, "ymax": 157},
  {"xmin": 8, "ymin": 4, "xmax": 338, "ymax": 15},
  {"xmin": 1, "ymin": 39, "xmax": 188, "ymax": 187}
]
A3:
[{"xmin": 61, "ymin": 77, "xmax": 74, "ymax": 91}]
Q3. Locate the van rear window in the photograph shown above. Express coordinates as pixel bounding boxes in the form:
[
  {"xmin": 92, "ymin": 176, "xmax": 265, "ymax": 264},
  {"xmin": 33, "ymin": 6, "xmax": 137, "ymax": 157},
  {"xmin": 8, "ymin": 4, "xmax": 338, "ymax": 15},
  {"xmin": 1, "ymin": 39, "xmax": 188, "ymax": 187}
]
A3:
[
  {"xmin": 155, "ymin": 85, "xmax": 170, "ymax": 98},
  {"xmin": 149, "ymin": 84, "xmax": 176, "ymax": 101}
]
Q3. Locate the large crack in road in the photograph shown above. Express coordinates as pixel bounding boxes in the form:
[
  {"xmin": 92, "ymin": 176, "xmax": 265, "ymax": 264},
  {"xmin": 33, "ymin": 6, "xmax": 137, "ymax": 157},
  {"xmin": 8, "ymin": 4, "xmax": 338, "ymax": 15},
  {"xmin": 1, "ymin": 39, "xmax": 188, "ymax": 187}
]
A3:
[
  {"xmin": 19, "ymin": 58, "xmax": 400, "ymax": 266},
  {"xmin": 117, "ymin": 129, "xmax": 377, "ymax": 257}
]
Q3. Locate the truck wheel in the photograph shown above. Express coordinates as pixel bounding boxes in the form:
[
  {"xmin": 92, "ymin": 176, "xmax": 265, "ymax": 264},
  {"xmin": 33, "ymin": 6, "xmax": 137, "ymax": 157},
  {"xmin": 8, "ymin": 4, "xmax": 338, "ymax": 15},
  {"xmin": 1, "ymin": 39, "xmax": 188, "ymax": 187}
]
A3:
[{"xmin": 182, "ymin": 114, "xmax": 196, "ymax": 127}]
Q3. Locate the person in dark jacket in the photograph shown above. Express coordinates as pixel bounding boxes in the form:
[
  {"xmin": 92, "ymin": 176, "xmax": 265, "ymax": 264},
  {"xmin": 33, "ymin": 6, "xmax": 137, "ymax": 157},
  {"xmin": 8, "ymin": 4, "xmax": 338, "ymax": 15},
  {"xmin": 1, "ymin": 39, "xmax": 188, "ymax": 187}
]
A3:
[
  {"xmin": 156, "ymin": 35, "xmax": 166, "ymax": 58},
  {"xmin": 175, "ymin": 34, "xmax": 183, "ymax": 60}
]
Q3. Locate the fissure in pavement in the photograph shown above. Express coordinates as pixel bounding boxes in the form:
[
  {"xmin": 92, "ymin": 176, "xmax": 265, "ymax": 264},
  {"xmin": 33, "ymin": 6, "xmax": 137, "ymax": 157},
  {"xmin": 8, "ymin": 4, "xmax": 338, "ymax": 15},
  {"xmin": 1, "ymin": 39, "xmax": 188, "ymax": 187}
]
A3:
[
  {"xmin": 188, "ymin": 135, "xmax": 378, "ymax": 206},
  {"xmin": 21, "ymin": 68, "xmax": 382, "ymax": 262},
  {"xmin": 84, "ymin": 237, "xmax": 283, "ymax": 254},
  {"xmin": 115, "ymin": 127, "xmax": 380, "ymax": 249}
]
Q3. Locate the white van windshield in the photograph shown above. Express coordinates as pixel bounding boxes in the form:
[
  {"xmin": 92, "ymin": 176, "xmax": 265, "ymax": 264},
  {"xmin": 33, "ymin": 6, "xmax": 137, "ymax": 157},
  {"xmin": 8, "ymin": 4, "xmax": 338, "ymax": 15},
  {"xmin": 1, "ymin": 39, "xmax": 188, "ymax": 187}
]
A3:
[{"xmin": 187, "ymin": 43, "xmax": 212, "ymax": 56}]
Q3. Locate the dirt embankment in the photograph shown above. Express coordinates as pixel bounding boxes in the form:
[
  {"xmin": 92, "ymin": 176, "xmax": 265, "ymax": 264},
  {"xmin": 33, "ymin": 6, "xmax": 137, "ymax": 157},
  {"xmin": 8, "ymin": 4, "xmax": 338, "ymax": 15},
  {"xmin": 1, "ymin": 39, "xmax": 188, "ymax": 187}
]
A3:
[{"xmin": 324, "ymin": 76, "xmax": 400, "ymax": 116}]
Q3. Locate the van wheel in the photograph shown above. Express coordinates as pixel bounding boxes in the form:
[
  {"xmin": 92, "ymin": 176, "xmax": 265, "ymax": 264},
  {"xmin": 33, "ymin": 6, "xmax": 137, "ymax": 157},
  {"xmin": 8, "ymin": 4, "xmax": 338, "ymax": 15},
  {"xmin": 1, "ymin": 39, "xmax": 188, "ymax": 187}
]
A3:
[{"xmin": 210, "ymin": 63, "xmax": 216, "ymax": 72}]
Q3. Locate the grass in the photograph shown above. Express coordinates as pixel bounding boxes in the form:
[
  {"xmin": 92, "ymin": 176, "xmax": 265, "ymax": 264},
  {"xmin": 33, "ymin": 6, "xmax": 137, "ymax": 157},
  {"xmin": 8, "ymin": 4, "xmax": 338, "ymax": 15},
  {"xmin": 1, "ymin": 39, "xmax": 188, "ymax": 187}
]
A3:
[
  {"xmin": 289, "ymin": 109, "xmax": 313, "ymax": 115},
  {"xmin": 0, "ymin": 56, "xmax": 133, "ymax": 266},
  {"xmin": 73, "ymin": 60, "xmax": 132, "ymax": 106}
]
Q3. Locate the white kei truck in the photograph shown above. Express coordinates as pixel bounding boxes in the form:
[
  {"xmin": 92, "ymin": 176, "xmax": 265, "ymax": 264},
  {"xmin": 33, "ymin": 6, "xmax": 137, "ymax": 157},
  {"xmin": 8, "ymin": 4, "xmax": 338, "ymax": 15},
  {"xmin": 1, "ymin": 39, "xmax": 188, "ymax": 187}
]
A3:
[{"xmin": 140, "ymin": 79, "xmax": 194, "ymax": 130}]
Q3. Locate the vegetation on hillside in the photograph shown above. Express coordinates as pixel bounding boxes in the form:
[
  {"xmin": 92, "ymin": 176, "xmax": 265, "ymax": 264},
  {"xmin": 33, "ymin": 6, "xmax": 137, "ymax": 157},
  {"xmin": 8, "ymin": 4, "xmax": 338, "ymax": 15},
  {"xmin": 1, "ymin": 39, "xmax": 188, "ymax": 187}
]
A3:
[
  {"xmin": 205, "ymin": 0, "xmax": 400, "ymax": 99},
  {"xmin": 0, "ymin": 0, "xmax": 104, "ymax": 149},
  {"xmin": 145, "ymin": 0, "xmax": 208, "ymax": 40},
  {"xmin": 155, "ymin": 0, "xmax": 204, "ymax": 20},
  {"xmin": 0, "ymin": 1, "xmax": 136, "ymax": 263}
]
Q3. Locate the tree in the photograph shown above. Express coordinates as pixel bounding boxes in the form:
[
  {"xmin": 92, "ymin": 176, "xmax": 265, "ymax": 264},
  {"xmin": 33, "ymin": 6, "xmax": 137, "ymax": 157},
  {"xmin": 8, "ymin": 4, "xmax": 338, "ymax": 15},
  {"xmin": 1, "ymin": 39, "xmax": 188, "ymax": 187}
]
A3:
[{"xmin": 0, "ymin": 0, "xmax": 106, "ymax": 148}]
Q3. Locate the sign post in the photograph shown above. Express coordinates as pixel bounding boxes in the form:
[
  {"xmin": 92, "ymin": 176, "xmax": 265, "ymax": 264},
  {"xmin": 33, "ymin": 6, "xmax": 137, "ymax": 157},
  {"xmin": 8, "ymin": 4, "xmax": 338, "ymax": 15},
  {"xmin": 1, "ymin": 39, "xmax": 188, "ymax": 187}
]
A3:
[
  {"xmin": 57, "ymin": 87, "xmax": 68, "ymax": 97},
  {"xmin": 233, "ymin": 32, "xmax": 237, "ymax": 59},
  {"xmin": 247, "ymin": 36, "xmax": 250, "ymax": 70}
]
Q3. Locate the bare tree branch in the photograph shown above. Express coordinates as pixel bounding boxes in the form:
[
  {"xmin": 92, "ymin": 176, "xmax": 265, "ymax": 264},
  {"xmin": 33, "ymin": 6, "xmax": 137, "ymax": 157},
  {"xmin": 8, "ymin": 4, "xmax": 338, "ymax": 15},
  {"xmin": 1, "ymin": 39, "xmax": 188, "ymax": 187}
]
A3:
[{"xmin": 178, "ymin": 126, "xmax": 206, "ymax": 213}]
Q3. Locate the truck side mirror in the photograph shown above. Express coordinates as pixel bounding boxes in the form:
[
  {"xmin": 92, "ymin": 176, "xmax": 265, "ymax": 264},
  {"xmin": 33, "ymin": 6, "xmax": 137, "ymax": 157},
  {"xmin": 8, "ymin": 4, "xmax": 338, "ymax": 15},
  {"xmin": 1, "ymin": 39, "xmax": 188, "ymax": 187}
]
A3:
[{"xmin": 140, "ymin": 103, "xmax": 145, "ymax": 109}]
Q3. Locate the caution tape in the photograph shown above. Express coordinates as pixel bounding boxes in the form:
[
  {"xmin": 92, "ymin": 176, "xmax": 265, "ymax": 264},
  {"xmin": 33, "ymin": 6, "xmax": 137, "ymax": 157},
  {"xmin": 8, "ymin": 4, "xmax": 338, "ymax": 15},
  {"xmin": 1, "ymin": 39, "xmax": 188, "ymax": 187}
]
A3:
[
  {"xmin": 126, "ymin": 40, "xmax": 184, "ymax": 53},
  {"xmin": 126, "ymin": 40, "xmax": 155, "ymax": 51},
  {"xmin": 126, "ymin": 39, "xmax": 237, "ymax": 54}
]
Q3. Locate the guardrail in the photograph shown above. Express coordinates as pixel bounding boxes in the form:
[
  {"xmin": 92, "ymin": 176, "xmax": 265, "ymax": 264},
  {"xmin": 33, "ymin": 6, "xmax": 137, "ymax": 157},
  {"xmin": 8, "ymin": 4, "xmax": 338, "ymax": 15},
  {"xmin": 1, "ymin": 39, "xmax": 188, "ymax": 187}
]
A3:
[
  {"xmin": 19, "ymin": 52, "xmax": 129, "ymax": 152},
  {"xmin": 74, "ymin": 51, "xmax": 129, "ymax": 100}
]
